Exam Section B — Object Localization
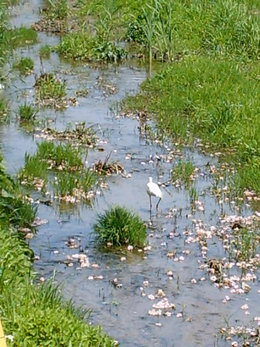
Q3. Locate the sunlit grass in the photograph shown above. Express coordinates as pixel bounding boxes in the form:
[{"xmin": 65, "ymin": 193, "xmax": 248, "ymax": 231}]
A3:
[
  {"xmin": 39, "ymin": 44, "xmax": 52, "ymax": 58},
  {"xmin": 35, "ymin": 73, "xmax": 66, "ymax": 101},
  {"xmin": 13, "ymin": 57, "xmax": 34, "ymax": 76},
  {"xmin": 18, "ymin": 103, "xmax": 36, "ymax": 122},
  {"xmin": 94, "ymin": 206, "xmax": 147, "ymax": 247},
  {"xmin": 172, "ymin": 160, "xmax": 196, "ymax": 186}
]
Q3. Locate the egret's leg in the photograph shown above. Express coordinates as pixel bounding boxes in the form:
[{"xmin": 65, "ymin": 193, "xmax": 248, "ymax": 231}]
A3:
[
  {"xmin": 149, "ymin": 195, "xmax": 152, "ymax": 212},
  {"xmin": 156, "ymin": 198, "xmax": 161, "ymax": 210}
]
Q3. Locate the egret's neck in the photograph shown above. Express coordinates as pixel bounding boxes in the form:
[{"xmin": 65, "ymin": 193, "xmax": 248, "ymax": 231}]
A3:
[{"xmin": 149, "ymin": 177, "xmax": 153, "ymax": 183}]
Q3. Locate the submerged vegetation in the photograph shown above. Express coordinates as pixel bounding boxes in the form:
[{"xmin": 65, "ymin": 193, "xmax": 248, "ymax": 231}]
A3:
[
  {"xmin": 94, "ymin": 206, "xmax": 147, "ymax": 247},
  {"xmin": 13, "ymin": 57, "xmax": 34, "ymax": 75},
  {"xmin": 35, "ymin": 73, "xmax": 67, "ymax": 108}
]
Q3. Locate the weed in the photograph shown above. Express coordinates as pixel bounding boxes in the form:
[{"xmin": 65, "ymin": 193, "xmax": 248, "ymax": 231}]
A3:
[
  {"xmin": 8, "ymin": 27, "xmax": 38, "ymax": 48},
  {"xmin": 0, "ymin": 98, "xmax": 9, "ymax": 121},
  {"xmin": 19, "ymin": 153, "xmax": 48, "ymax": 189},
  {"xmin": 94, "ymin": 206, "xmax": 146, "ymax": 247},
  {"xmin": 18, "ymin": 103, "xmax": 36, "ymax": 122},
  {"xmin": 36, "ymin": 141, "xmax": 83, "ymax": 171},
  {"xmin": 172, "ymin": 160, "xmax": 196, "ymax": 186},
  {"xmin": 39, "ymin": 45, "xmax": 52, "ymax": 58},
  {"xmin": 45, "ymin": 0, "xmax": 69, "ymax": 20},
  {"xmin": 40, "ymin": 122, "xmax": 98, "ymax": 147},
  {"xmin": 57, "ymin": 32, "xmax": 126, "ymax": 62},
  {"xmin": 229, "ymin": 227, "xmax": 259, "ymax": 262},
  {"xmin": 13, "ymin": 57, "xmax": 34, "ymax": 76},
  {"xmin": 35, "ymin": 73, "xmax": 66, "ymax": 105}
]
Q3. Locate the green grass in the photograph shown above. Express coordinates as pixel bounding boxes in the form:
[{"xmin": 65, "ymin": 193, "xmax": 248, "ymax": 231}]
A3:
[
  {"xmin": 39, "ymin": 44, "xmax": 52, "ymax": 58},
  {"xmin": 57, "ymin": 32, "xmax": 126, "ymax": 62},
  {"xmin": 19, "ymin": 153, "xmax": 48, "ymax": 188},
  {"xmin": 94, "ymin": 206, "xmax": 147, "ymax": 247},
  {"xmin": 18, "ymin": 103, "xmax": 36, "ymax": 122},
  {"xmin": 0, "ymin": 154, "xmax": 115, "ymax": 345},
  {"xmin": 172, "ymin": 160, "xmax": 196, "ymax": 186},
  {"xmin": 54, "ymin": 170, "xmax": 97, "ymax": 198},
  {"xmin": 13, "ymin": 57, "xmax": 34, "ymax": 75},
  {"xmin": 35, "ymin": 73, "xmax": 66, "ymax": 102},
  {"xmin": 0, "ymin": 98, "xmax": 9, "ymax": 121},
  {"xmin": 229, "ymin": 227, "xmax": 260, "ymax": 262},
  {"xmin": 36, "ymin": 141, "xmax": 83, "ymax": 171},
  {"xmin": 45, "ymin": 0, "xmax": 69, "ymax": 20},
  {"xmin": 8, "ymin": 26, "xmax": 38, "ymax": 48},
  {"xmin": 124, "ymin": 55, "xmax": 260, "ymax": 194}
]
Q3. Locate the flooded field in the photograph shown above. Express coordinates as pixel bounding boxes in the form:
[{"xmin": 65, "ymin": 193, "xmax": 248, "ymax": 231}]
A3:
[{"xmin": 1, "ymin": 1, "xmax": 259, "ymax": 346}]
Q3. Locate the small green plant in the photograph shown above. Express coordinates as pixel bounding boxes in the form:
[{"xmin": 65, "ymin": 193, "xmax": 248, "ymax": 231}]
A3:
[
  {"xmin": 19, "ymin": 153, "xmax": 48, "ymax": 189},
  {"xmin": 9, "ymin": 27, "xmax": 38, "ymax": 48},
  {"xmin": 36, "ymin": 141, "xmax": 83, "ymax": 171},
  {"xmin": 94, "ymin": 206, "xmax": 146, "ymax": 247},
  {"xmin": 13, "ymin": 57, "xmax": 34, "ymax": 76},
  {"xmin": 172, "ymin": 161, "xmax": 196, "ymax": 186},
  {"xmin": 46, "ymin": 0, "xmax": 69, "ymax": 20},
  {"xmin": 18, "ymin": 103, "xmax": 36, "ymax": 122},
  {"xmin": 35, "ymin": 73, "xmax": 66, "ymax": 102},
  {"xmin": 39, "ymin": 45, "xmax": 52, "ymax": 58},
  {"xmin": 0, "ymin": 98, "xmax": 9, "ymax": 121},
  {"xmin": 229, "ymin": 227, "xmax": 259, "ymax": 262},
  {"xmin": 57, "ymin": 32, "xmax": 126, "ymax": 62}
]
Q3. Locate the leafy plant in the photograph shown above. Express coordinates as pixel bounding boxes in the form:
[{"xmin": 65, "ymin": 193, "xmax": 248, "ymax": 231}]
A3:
[
  {"xmin": 13, "ymin": 57, "xmax": 34, "ymax": 76},
  {"xmin": 35, "ymin": 73, "xmax": 66, "ymax": 101},
  {"xmin": 94, "ymin": 206, "xmax": 147, "ymax": 247},
  {"xmin": 39, "ymin": 45, "xmax": 52, "ymax": 58},
  {"xmin": 172, "ymin": 160, "xmax": 196, "ymax": 186},
  {"xmin": 18, "ymin": 103, "xmax": 36, "ymax": 122}
]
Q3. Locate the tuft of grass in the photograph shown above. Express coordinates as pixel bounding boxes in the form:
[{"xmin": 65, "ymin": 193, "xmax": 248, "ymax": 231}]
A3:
[
  {"xmin": 57, "ymin": 32, "xmax": 126, "ymax": 62},
  {"xmin": 13, "ymin": 57, "xmax": 34, "ymax": 76},
  {"xmin": 36, "ymin": 141, "xmax": 83, "ymax": 171},
  {"xmin": 19, "ymin": 153, "xmax": 48, "ymax": 189},
  {"xmin": 45, "ymin": 0, "xmax": 69, "ymax": 20},
  {"xmin": 39, "ymin": 44, "xmax": 52, "ymax": 58},
  {"xmin": 8, "ymin": 26, "xmax": 38, "ymax": 48},
  {"xmin": 54, "ymin": 170, "xmax": 96, "ymax": 198},
  {"xmin": 229, "ymin": 227, "xmax": 259, "ymax": 262},
  {"xmin": 18, "ymin": 103, "xmax": 36, "ymax": 122},
  {"xmin": 94, "ymin": 206, "xmax": 147, "ymax": 247},
  {"xmin": 172, "ymin": 160, "xmax": 196, "ymax": 186},
  {"xmin": 0, "ymin": 98, "xmax": 9, "ymax": 122},
  {"xmin": 35, "ymin": 73, "xmax": 66, "ymax": 102}
]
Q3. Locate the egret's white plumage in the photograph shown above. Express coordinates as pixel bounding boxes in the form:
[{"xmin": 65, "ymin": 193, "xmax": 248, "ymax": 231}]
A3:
[{"xmin": 147, "ymin": 177, "xmax": 162, "ymax": 211}]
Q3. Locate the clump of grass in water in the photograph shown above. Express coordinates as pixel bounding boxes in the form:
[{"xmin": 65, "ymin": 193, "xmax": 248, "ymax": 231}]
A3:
[
  {"xmin": 54, "ymin": 170, "xmax": 96, "ymax": 200},
  {"xmin": 36, "ymin": 141, "xmax": 83, "ymax": 171},
  {"xmin": 0, "ymin": 98, "xmax": 9, "ymax": 122},
  {"xmin": 39, "ymin": 44, "xmax": 52, "ymax": 58},
  {"xmin": 35, "ymin": 73, "xmax": 66, "ymax": 103},
  {"xmin": 171, "ymin": 160, "xmax": 196, "ymax": 186},
  {"xmin": 18, "ymin": 103, "xmax": 36, "ymax": 122},
  {"xmin": 57, "ymin": 32, "xmax": 126, "ymax": 63},
  {"xmin": 94, "ymin": 206, "xmax": 146, "ymax": 247},
  {"xmin": 229, "ymin": 227, "xmax": 259, "ymax": 262},
  {"xmin": 13, "ymin": 57, "xmax": 34, "ymax": 76},
  {"xmin": 19, "ymin": 153, "xmax": 48, "ymax": 190},
  {"xmin": 8, "ymin": 26, "xmax": 38, "ymax": 48}
]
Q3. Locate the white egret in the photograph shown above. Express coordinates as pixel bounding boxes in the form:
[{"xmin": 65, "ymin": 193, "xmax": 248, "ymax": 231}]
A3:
[{"xmin": 147, "ymin": 177, "xmax": 163, "ymax": 211}]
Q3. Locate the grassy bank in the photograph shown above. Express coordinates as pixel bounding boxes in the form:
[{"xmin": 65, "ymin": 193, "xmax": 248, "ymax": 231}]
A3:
[
  {"xmin": 124, "ymin": 56, "xmax": 260, "ymax": 194},
  {"xmin": 0, "ymin": 156, "xmax": 115, "ymax": 345}
]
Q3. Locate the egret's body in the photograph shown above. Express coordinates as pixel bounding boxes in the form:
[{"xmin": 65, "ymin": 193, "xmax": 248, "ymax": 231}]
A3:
[{"xmin": 147, "ymin": 177, "xmax": 162, "ymax": 211}]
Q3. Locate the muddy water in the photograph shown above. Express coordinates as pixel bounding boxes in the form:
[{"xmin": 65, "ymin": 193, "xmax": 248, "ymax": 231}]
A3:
[{"xmin": 1, "ymin": 1, "xmax": 259, "ymax": 346}]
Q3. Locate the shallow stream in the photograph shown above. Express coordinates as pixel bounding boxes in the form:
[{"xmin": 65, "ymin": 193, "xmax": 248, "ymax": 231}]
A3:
[{"xmin": 1, "ymin": 1, "xmax": 259, "ymax": 346}]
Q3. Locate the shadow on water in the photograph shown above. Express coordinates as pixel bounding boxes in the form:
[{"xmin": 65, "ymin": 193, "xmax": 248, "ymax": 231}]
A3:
[{"xmin": 0, "ymin": 1, "xmax": 259, "ymax": 346}]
